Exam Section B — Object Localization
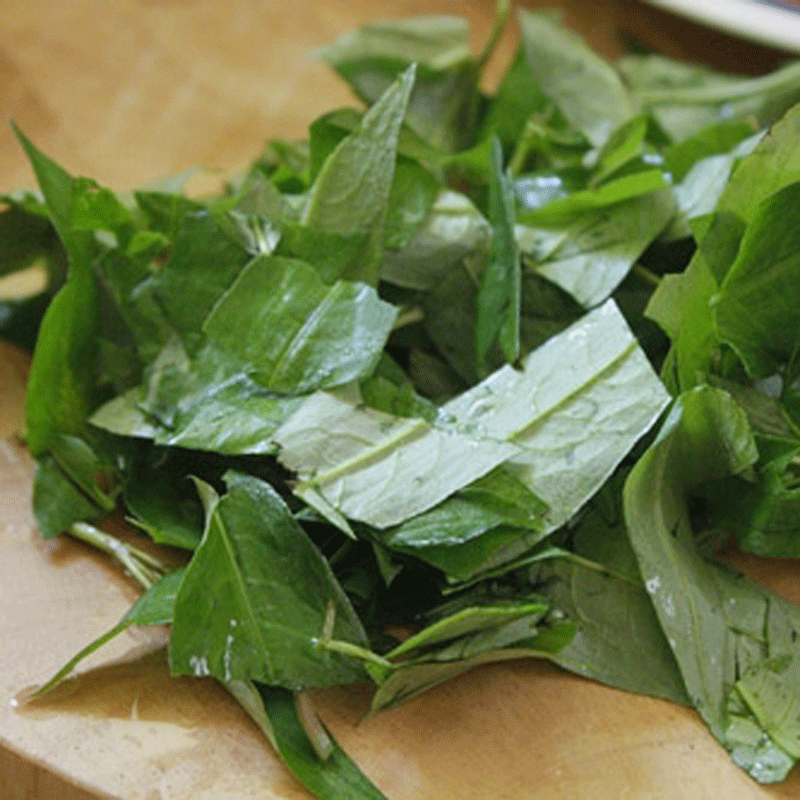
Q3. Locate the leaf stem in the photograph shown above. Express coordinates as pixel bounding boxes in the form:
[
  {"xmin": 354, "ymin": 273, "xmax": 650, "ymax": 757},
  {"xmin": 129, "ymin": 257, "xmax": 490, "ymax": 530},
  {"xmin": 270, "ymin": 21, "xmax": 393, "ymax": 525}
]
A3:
[
  {"xmin": 632, "ymin": 263, "xmax": 662, "ymax": 288},
  {"xmin": 508, "ymin": 118, "xmax": 539, "ymax": 178},
  {"xmin": 315, "ymin": 637, "xmax": 394, "ymax": 670},
  {"xmin": 30, "ymin": 620, "xmax": 133, "ymax": 699},
  {"xmin": 636, "ymin": 61, "xmax": 800, "ymax": 106},
  {"xmin": 477, "ymin": 0, "xmax": 511, "ymax": 72},
  {"xmin": 392, "ymin": 306, "xmax": 425, "ymax": 330},
  {"xmin": 297, "ymin": 416, "xmax": 428, "ymax": 490},
  {"xmin": 313, "ymin": 600, "xmax": 394, "ymax": 669},
  {"xmin": 67, "ymin": 522, "xmax": 167, "ymax": 591}
]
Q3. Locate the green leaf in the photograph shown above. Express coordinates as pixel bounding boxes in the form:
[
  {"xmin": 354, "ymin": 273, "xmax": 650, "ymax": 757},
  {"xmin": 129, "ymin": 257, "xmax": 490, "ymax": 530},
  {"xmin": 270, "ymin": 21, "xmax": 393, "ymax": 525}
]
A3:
[
  {"xmin": 12, "ymin": 131, "xmax": 102, "ymax": 455},
  {"xmin": 623, "ymin": 55, "xmax": 800, "ymax": 143},
  {"xmin": 623, "ymin": 386, "xmax": 800, "ymax": 782},
  {"xmin": 383, "ymin": 157, "xmax": 440, "ymax": 251},
  {"xmin": 11, "ymin": 123, "xmax": 95, "ymax": 268},
  {"xmin": 519, "ymin": 187, "xmax": 676, "ymax": 308},
  {"xmin": 384, "ymin": 601, "xmax": 548, "ymax": 660},
  {"xmin": 358, "ymin": 354, "xmax": 437, "ymax": 421},
  {"xmin": 48, "ymin": 434, "xmax": 116, "ymax": 510},
  {"xmin": 133, "ymin": 191, "xmax": 206, "ymax": 238},
  {"xmin": 371, "ymin": 614, "xmax": 574, "ymax": 711},
  {"xmin": 321, "ymin": 17, "xmax": 482, "ymax": 152},
  {"xmin": 229, "ymin": 682, "xmax": 387, "ymax": 799},
  {"xmin": 663, "ymin": 120, "xmax": 760, "ymax": 182},
  {"xmin": 148, "ymin": 210, "xmax": 251, "ymax": 352},
  {"xmin": 713, "ymin": 182, "xmax": 800, "ymax": 378},
  {"xmin": 201, "ymin": 254, "xmax": 397, "ymax": 395},
  {"xmin": 275, "ymin": 384, "xmax": 518, "ymax": 528},
  {"xmin": 70, "ymin": 183, "xmax": 133, "ymax": 234},
  {"xmin": 88, "ymin": 387, "xmax": 160, "ymax": 440},
  {"xmin": 669, "ymin": 133, "xmax": 762, "ymax": 228},
  {"xmin": 378, "ymin": 466, "xmax": 547, "ymax": 580},
  {"xmin": 422, "ymin": 259, "xmax": 482, "ymax": 385},
  {"xmin": 169, "ymin": 472, "xmax": 369, "ymax": 688},
  {"xmin": 381, "ymin": 189, "xmax": 490, "ymax": 291},
  {"xmin": 97, "ymin": 248, "xmax": 176, "ymax": 364},
  {"xmin": 532, "ymin": 554, "xmax": 690, "ymax": 704},
  {"xmin": 517, "ymin": 10, "xmax": 634, "ymax": 148},
  {"xmin": 23, "ymin": 260, "xmax": 100, "ymax": 456},
  {"xmin": 476, "ymin": 138, "xmax": 521, "ymax": 372},
  {"xmin": 322, "ymin": 15, "xmax": 471, "ymax": 71},
  {"xmin": 479, "ymin": 49, "xmax": 551, "ymax": 149},
  {"xmin": 277, "ymin": 301, "xmax": 668, "ymax": 544},
  {"xmin": 276, "ymin": 224, "xmax": 370, "ymax": 285},
  {"xmin": 31, "ymin": 568, "xmax": 186, "ymax": 698},
  {"xmin": 124, "ymin": 468, "xmax": 204, "ymax": 551},
  {"xmin": 648, "ymin": 103, "xmax": 800, "ymax": 391},
  {"xmin": 518, "ymin": 169, "xmax": 667, "ymax": 224},
  {"xmin": 444, "ymin": 300, "xmax": 670, "ymax": 543},
  {"xmin": 32, "ymin": 453, "xmax": 103, "ymax": 539},
  {"xmin": 105, "ymin": 337, "xmax": 305, "ymax": 455},
  {"xmin": 304, "ymin": 65, "xmax": 415, "ymax": 284},
  {"xmin": 592, "ymin": 115, "xmax": 649, "ymax": 186}
]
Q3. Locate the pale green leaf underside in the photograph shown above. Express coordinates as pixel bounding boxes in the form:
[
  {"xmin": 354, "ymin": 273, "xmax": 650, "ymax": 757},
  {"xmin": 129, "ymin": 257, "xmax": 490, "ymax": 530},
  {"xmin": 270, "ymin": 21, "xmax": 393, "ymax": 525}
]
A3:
[{"xmin": 276, "ymin": 301, "xmax": 668, "ymax": 535}]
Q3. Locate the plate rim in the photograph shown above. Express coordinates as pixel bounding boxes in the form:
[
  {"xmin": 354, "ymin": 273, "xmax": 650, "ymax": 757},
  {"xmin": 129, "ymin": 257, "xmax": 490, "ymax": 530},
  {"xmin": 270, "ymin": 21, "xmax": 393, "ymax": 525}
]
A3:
[{"xmin": 641, "ymin": 0, "xmax": 800, "ymax": 53}]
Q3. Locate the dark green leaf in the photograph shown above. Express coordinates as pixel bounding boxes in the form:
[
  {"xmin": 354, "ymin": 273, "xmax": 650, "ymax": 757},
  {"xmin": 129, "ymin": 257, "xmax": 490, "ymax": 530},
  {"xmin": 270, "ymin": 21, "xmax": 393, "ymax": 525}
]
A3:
[
  {"xmin": 0, "ymin": 203, "xmax": 56, "ymax": 280},
  {"xmin": 201, "ymin": 254, "xmax": 397, "ymax": 394},
  {"xmin": 304, "ymin": 65, "xmax": 415, "ymax": 284},
  {"xmin": 476, "ymin": 138, "xmax": 520, "ymax": 372},
  {"xmin": 169, "ymin": 472, "xmax": 369, "ymax": 687},
  {"xmin": 124, "ymin": 467, "xmax": 204, "ymax": 551},
  {"xmin": 148, "ymin": 210, "xmax": 251, "ymax": 352},
  {"xmin": 32, "ymin": 453, "xmax": 103, "ymax": 539},
  {"xmin": 714, "ymin": 182, "xmax": 800, "ymax": 378},
  {"xmin": 479, "ymin": 49, "xmax": 551, "ymax": 149},
  {"xmin": 231, "ymin": 683, "xmax": 387, "ymax": 799}
]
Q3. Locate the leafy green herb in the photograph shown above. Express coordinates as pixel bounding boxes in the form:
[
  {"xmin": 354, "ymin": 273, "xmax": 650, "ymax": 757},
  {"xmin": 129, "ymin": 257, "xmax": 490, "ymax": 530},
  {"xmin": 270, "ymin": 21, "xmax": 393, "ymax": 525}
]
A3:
[
  {"xmin": 476, "ymin": 138, "xmax": 520, "ymax": 373},
  {"xmin": 9, "ymin": 8, "xmax": 800, "ymax": 795},
  {"xmin": 169, "ymin": 472, "xmax": 369, "ymax": 687}
]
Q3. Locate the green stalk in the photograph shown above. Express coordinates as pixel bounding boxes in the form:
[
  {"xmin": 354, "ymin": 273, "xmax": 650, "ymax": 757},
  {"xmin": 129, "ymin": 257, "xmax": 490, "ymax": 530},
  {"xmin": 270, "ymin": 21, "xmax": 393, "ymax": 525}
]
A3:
[
  {"xmin": 477, "ymin": 0, "xmax": 511, "ymax": 72},
  {"xmin": 67, "ymin": 521, "xmax": 168, "ymax": 591},
  {"xmin": 637, "ymin": 61, "xmax": 800, "ymax": 106}
]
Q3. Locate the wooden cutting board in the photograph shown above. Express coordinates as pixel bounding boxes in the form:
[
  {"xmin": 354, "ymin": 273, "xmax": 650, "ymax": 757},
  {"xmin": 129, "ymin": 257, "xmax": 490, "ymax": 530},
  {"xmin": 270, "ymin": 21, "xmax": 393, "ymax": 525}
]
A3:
[{"xmin": 2, "ymin": 1, "xmax": 800, "ymax": 797}]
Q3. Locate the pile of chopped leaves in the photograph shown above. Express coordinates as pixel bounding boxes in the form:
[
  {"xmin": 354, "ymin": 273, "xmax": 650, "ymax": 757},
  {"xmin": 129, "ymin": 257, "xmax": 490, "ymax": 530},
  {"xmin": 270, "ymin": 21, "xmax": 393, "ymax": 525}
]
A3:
[{"xmin": 5, "ymin": 4, "xmax": 800, "ymax": 794}]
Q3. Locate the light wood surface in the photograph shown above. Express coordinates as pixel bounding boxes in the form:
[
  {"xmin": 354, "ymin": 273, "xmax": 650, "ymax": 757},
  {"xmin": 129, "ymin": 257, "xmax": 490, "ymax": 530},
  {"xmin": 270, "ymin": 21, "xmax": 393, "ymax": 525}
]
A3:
[{"xmin": 3, "ymin": 1, "xmax": 800, "ymax": 798}]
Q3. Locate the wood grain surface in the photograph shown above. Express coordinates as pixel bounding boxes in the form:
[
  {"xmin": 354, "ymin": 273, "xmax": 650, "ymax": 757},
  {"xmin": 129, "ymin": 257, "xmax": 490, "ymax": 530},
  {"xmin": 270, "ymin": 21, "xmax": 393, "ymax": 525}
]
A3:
[{"xmin": 2, "ymin": 1, "xmax": 800, "ymax": 798}]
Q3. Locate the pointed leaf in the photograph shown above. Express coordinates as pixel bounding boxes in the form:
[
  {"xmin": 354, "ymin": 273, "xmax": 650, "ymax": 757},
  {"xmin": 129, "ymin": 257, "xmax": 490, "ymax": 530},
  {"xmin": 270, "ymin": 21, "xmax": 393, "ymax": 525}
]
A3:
[
  {"xmin": 518, "ymin": 10, "xmax": 634, "ymax": 148},
  {"xmin": 476, "ymin": 138, "xmax": 521, "ymax": 371},
  {"xmin": 202, "ymin": 254, "xmax": 397, "ymax": 394},
  {"xmin": 304, "ymin": 65, "xmax": 415, "ymax": 284},
  {"xmin": 169, "ymin": 472, "xmax": 368, "ymax": 688},
  {"xmin": 624, "ymin": 386, "xmax": 800, "ymax": 782}
]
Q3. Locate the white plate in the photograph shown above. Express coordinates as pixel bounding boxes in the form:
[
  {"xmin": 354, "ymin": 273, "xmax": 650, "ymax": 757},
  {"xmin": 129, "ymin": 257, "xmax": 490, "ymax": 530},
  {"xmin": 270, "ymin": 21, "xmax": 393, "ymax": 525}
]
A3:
[{"xmin": 642, "ymin": 0, "xmax": 800, "ymax": 52}]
